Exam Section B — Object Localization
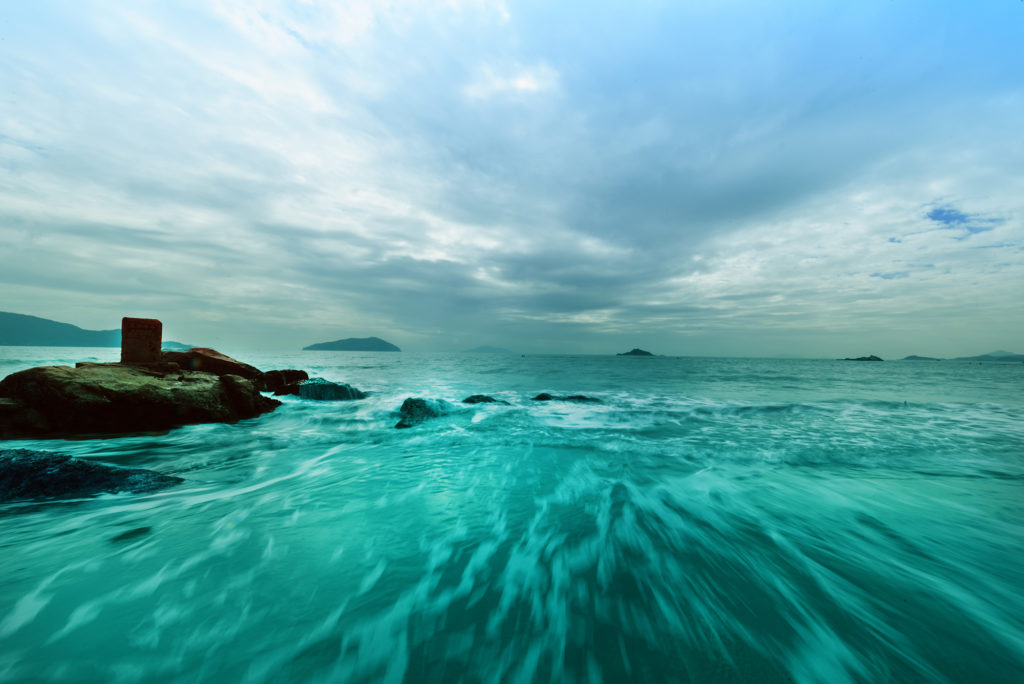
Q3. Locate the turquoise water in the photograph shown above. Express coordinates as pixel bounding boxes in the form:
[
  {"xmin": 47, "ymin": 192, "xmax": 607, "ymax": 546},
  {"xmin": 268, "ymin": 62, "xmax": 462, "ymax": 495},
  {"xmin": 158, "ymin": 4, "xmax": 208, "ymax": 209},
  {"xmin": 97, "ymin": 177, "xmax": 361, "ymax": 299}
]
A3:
[{"xmin": 1, "ymin": 348, "xmax": 1023, "ymax": 682}]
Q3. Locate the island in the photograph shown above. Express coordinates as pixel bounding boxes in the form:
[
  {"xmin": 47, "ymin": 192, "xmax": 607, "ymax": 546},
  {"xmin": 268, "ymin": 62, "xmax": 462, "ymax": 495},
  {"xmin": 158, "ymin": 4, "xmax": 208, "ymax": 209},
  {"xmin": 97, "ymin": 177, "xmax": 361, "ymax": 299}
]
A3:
[
  {"xmin": 842, "ymin": 355, "xmax": 883, "ymax": 361},
  {"xmin": 903, "ymin": 355, "xmax": 942, "ymax": 361},
  {"xmin": 618, "ymin": 348, "xmax": 654, "ymax": 356},
  {"xmin": 303, "ymin": 336, "xmax": 400, "ymax": 352},
  {"xmin": 953, "ymin": 351, "xmax": 1024, "ymax": 363}
]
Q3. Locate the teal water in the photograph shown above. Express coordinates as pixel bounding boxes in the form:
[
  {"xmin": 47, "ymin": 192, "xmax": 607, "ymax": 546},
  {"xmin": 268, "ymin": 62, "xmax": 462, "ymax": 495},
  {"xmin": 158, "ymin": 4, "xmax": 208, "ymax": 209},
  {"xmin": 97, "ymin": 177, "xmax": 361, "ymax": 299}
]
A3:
[{"xmin": 1, "ymin": 348, "xmax": 1022, "ymax": 682}]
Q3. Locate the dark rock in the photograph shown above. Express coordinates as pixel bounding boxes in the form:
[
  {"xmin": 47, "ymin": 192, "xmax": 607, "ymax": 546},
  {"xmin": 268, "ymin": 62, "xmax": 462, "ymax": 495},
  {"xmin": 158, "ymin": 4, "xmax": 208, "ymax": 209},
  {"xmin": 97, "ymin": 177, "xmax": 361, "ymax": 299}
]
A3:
[
  {"xmin": 462, "ymin": 394, "xmax": 509, "ymax": 405},
  {"xmin": 0, "ymin": 360, "xmax": 280, "ymax": 439},
  {"xmin": 110, "ymin": 527, "xmax": 152, "ymax": 543},
  {"xmin": 532, "ymin": 393, "xmax": 600, "ymax": 403},
  {"xmin": 395, "ymin": 397, "xmax": 453, "ymax": 429},
  {"xmin": 296, "ymin": 377, "xmax": 366, "ymax": 401},
  {"xmin": 0, "ymin": 449, "xmax": 183, "ymax": 502},
  {"xmin": 161, "ymin": 348, "xmax": 262, "ymax": 379},
  {"xmin": 256, "ymin": 369, "xmax": 309, "ymax": 393},
  {"xmin": 842, "ymin": 355, "xmax": 884, "ymax": 361},
  {"xmin": 617, "ymin": 348, "xmax": 654, "ymax": 356}
]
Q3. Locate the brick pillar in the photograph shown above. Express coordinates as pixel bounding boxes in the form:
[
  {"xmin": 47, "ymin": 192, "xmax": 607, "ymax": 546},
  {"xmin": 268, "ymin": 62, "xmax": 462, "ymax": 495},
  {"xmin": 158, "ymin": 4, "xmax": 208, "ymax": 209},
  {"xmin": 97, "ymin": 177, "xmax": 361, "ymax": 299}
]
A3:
[{"xmin": 121, "ymin": 317, "xmax": 162, "ymax": 363}]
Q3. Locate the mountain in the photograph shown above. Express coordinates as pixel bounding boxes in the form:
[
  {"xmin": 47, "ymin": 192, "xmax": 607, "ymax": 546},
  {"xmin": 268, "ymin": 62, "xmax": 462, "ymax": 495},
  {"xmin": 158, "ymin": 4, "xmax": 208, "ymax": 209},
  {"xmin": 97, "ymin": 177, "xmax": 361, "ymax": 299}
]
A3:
[
  {"xmin": 954, "ymin": 351, "xmax": 1024, "ymax": 362},
  {"xmin": 303, "ymin": 337, "xmax": 400, "ymax": 352},
  {"xmin": 0, "ymin": 312, "xmax": 119, "ymax": 347},
  {"xmin": 464, "ymin": 346, "xmax": 513, "ymax": 354}
]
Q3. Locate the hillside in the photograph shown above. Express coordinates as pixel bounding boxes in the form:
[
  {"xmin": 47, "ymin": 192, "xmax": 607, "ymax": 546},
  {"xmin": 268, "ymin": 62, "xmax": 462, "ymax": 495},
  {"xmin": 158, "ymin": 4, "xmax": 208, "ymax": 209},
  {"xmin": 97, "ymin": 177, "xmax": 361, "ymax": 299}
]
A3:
[{"xmin": 0, "ymin": 312, "xmax": 120, "ymax": 347}]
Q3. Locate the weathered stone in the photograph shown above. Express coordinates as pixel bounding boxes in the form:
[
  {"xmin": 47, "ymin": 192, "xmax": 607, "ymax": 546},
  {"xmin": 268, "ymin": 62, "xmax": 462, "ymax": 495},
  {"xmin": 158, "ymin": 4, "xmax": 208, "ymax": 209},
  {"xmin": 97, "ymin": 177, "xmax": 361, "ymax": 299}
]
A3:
[
  {"xmin": 121, "ymin": 317, "xmax": 162, "ymax": 363},
  {"xmin": 0, "ymin": 449, "xmax": 183, "ymax": 502},
  {"xmin": 256, "ymin": 369, "xmax": 309, "ymax": 393},
  {"xmin": 161, "ymin": 348, "xmax": 262, "ymax": 378},
  {"xmin": 0, "ymin": 362, "xmax": 280, "ymax": 439}
]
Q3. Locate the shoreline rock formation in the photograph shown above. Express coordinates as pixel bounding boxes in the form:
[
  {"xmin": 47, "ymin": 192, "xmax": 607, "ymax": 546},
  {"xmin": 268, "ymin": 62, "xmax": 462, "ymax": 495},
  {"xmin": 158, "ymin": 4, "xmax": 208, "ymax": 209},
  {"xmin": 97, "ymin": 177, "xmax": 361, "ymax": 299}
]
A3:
[
  {"xmin": 0, "ymin": 448, "xmax": 183, "ymax": 502},
  {"xmin": 0, "ymin": 318, "xmax": 299, "ymax": 439},
  {"xmin": 617, "ymin": 348, "xmax": 654, "ymax": 356}
]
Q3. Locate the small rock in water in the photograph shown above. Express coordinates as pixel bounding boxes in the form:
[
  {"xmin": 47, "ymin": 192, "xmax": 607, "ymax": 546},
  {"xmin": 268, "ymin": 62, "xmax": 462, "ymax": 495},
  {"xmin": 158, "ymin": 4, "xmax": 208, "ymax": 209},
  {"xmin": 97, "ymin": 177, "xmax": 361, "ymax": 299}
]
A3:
[
  {"xmin": 0, "ymin": 449, "xmax": 183, "ymax": 502},
  {"xmin": 462, "ymin": 394, "xmax": 509, "ymax": 405},
  {"xmin": 296, "ymin": 377, "xmax": 367, "ymax": 401},
  {"xmin": 110, "ymin": 526, "xmax": 153, "ymax": 543},
  {"xmin": 532, "ymin": 393, "xmax": 600, "ymax": 403},
  {"xmin": 395, "ymin": 397, "xmax": 452, "ymax": 428}
]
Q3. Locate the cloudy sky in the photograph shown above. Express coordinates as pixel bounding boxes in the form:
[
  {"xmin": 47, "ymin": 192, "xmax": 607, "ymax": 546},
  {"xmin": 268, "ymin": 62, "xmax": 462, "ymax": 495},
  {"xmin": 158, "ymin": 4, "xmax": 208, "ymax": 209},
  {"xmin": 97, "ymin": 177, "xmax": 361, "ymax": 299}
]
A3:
[{"xmin": 1, "ymin": 1, "xmax": 1021, "ymax": 357}]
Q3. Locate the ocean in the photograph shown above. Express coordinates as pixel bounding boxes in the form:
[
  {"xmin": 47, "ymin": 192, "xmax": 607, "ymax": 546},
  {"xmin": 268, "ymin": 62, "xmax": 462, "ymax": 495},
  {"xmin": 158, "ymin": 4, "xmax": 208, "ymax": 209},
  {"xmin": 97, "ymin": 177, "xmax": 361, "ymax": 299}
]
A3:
[{"xmin": 1, "ymin": 347, "xmax": 1022, "ymax": 683}]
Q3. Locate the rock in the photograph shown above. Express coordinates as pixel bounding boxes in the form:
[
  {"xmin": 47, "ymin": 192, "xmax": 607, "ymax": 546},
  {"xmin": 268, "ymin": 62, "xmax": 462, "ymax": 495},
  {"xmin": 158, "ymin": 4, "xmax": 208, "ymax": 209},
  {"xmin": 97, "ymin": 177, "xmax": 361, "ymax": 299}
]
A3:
[
  {"xmin": 617, "ymin": 348, "xmax": 654, "ymax": 356},
  {"xmin": 256, "ymin": 369, "xmax": 309, "ymax": 393},
  {"xmin": 462, "ymin": 394, "xmax": 509, "ymax": 405},
  {"xmin": 161, "ymin": 348, "xmax": 262, "ymax": 379},
  {"xmin": 0, "ymin": 361, "xmax": 280, "ymax": 439},
  {"xmin": 296, "ymin": 377, "xmax": 366, "ymax": 401},
  {"xmin": 0, "ymin": 449, "xmax": 183, "ymax": 502},
  {"xmin": 532, "ymin": 393, "xmax": 600, "ymax": 403},
  {"xmin": 395, "ymin": 397, "xmax": 453, "ymax": 429},
  {"xmin": 842, "ymin": 355, "xmax": 884, "ymax": 361}
]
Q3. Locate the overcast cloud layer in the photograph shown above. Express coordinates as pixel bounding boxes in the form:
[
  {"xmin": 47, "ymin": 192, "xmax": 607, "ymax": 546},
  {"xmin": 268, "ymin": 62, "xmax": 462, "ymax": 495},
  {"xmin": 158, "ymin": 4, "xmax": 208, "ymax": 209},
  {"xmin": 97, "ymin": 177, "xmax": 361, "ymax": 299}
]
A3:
[{"xmin": 1, "ymin": 0, "xmax": 1021, "ymax": 357}]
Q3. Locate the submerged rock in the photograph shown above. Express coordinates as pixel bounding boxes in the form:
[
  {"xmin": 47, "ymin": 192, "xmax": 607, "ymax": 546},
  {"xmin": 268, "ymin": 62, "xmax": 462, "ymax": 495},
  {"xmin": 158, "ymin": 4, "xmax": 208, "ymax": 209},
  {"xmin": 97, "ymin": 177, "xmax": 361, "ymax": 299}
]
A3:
[
  {"xmin": 462, "ymin": 394, "xmax": 510, "ymax": 405},
  {"xmin": 0, "ymin": 360, "xmax": 280, "ymax": 438},
  {"xmin": 532, "ymin": 393, "xmax": 601, "ymax": 403},
  {"xmin": 395, "ymin": 397, "xmax": 453, "ymax": 428},
  {"xmin": 0, "ymin": 449, "xmax": 183, "ymax": 502}
]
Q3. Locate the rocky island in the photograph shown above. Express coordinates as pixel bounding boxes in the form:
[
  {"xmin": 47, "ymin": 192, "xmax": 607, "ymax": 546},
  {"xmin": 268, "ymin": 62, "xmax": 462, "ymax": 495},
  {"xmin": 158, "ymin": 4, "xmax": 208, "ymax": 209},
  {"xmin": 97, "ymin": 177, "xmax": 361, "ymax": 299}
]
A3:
[
  {"xmin": 842, "ymin": 355, "xmax": 883, "ymax": 361},
  {"xmin": 303, "ymin": 336, "xmax": 400, "ymax": 352},
  {"xmin": 617, "ymin": 348, "xmax": 654, "ymax": 356},
  {"xmin": 0, "ymin": 317, "xmax": 300, "ymax": 439}
]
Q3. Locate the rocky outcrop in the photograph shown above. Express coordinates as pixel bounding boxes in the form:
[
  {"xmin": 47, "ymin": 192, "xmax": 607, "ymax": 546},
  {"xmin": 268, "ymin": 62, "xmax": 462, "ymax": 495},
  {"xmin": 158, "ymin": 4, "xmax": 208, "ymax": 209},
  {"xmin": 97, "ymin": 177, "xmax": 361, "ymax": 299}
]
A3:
[
  {"xmin": 842, "ymin": 355, "xmax": 883, "ymax": 361},
  {"xmin": 532, "ymin": 393, "xmax": 601, "ymax": 403},
  {"xmin": 162, "ymin": 348, "xmax": 262, "ymax": 378},
  {"xmin": 0, "ymin": 449, "xmax": 183, "ymax": 502},
  {"xmin": 0, "ymin": 360, "xmax": 280, "ymax": 439},
  {"xmin": 462, "ymin": 394, "xmax": 509, "ymax": 405},
  {"xmin": 255, "ymin": 369, "xmax": 310, "ymax": 394},
  {"xmin": 617, "ymin": 348, "xmax": 654, "ymax": 356},
  {"xmin": 395, "ymin": 397, "xmax": 453, "ymax": 428}
]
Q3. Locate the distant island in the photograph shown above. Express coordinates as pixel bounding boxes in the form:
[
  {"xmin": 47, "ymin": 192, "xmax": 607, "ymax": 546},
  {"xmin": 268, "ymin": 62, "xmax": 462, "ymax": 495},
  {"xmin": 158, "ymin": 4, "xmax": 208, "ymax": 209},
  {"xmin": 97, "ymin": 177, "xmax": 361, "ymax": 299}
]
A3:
[
  {"xmin": 903, "ymin": 355, "xmax": 942, "ymax": 361},
  {"xmin": 0, "ymin": 312, "xmax": 191, "ymax": 349},
  {"xmin": 618, "ymin": 348, "xmax": 654, "ymax": 356},
  {"xmin": 464, "ymin": 346, "xmax": 513, "ymax": 354},
  {"xmin": 303, "ymin": 336, "xmax": 400, "ymax": 352},
  {"xmin": 842, "ymin": 355, "xmax": 883, "ymax": 361},
  {"xmin": 953, "ymin": 350, "xmax": 1024, "ymax": 363}
]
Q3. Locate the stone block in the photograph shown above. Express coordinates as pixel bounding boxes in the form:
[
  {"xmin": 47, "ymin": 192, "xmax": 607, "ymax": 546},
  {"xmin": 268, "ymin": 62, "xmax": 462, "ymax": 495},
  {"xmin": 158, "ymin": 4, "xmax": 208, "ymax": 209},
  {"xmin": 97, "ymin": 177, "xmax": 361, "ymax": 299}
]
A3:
[{"xmin": 121, "ymin": 317, "xmax": 162, "ymax": 363}]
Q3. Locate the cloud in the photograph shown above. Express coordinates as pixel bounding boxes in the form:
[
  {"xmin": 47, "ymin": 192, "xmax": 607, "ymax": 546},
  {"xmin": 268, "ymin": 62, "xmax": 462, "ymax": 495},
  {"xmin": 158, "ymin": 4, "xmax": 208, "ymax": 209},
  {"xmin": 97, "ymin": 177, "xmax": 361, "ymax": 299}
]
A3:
[{"xmin": 1, "ymin": 0, "xmax": 1022, "ymax": 357}]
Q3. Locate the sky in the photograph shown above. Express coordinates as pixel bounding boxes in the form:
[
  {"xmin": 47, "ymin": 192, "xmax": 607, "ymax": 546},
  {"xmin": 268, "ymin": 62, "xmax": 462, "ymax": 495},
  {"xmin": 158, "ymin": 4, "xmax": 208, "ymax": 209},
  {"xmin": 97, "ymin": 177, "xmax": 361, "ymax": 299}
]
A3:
[{"xmin": 1, "ymin": 0, "xmax": 1021, "ymax": 357}]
